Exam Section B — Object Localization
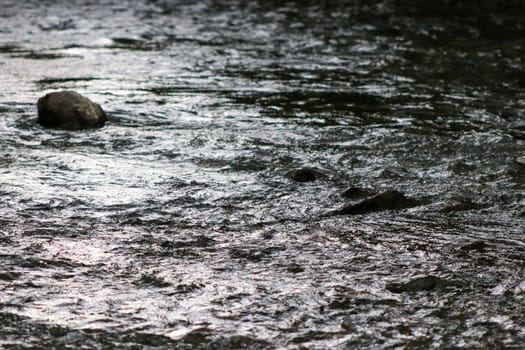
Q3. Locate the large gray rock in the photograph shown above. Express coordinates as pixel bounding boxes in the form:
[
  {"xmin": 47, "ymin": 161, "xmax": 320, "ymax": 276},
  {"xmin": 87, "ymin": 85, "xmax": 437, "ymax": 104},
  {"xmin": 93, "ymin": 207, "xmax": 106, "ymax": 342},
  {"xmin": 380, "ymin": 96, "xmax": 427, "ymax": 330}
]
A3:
[{"xmin": 37, "ymin": 91, "xmax": 107, "ymax": 130}]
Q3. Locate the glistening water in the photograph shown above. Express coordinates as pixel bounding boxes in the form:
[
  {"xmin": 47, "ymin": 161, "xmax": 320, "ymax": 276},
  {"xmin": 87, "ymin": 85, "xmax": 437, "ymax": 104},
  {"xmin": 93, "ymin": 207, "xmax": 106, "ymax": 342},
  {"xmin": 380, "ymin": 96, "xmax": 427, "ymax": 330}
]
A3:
[{"xmin": 1, "ymin": 0, "xmax": 525, "ymax": 348}]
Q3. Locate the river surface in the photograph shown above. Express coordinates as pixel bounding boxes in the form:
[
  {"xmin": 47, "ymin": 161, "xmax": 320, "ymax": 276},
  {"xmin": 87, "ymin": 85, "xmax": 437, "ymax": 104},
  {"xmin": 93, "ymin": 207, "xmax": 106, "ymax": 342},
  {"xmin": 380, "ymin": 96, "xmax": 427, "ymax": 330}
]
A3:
[{"xmin": 1, "ymin": 0, "xmax": 525, "ymax": 348}]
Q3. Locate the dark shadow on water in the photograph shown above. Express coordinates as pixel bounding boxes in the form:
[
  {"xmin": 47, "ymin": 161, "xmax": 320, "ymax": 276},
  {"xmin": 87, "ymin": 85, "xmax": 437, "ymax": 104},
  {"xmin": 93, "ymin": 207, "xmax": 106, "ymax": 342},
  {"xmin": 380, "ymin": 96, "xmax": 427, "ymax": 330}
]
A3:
[
  {"xmin": 230, "ymin": 90, "xmax": 389, "ymax": 117},
  {"xmin": 35, "ymin": 77, "xmax": 104, "ymax": 89},
  {"xmin": 0, "ymin": 312, "xmax": 273, "ymax": 350},
  {"xmin": 110, "ymin": 37, "xmax": 169, "ymax": 51},
  {"xmin": 0, "ymin": 312, "xmax": 178, "ymax": 349},
  {"xmin": 11, "ymin": 52, "xmax": 74, "ymax": 60},
  {"xmin": 0, "ymin": 44, "xmax": 22, "ymax": 54}
]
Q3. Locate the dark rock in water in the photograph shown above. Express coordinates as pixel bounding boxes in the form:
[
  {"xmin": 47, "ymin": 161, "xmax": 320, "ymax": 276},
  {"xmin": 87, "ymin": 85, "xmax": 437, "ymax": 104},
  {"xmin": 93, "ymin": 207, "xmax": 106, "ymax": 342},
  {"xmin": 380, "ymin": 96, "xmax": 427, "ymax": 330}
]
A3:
[
  {"xmin": 161, "ymin": 235, "xmax": 216, "ymax": 249},
  {"xmin": 335, "ymin": 190, "xmax": 420, "ymax": 215},
  {"xmin": 288, "ymin": 167, "xmax": 319, "ymax": 182},
  {"xmin": 386, "ymin": 275, "xmax": 450, "ymax": 293},
  {"xmin": 0, "ymin": 271, "xmax": 20, "ymax": 281},
  {"xmin": 37, "ymin": 90, "xmax": 107, "ymax": 130},
  {"xmin": 508, "ymin": 160, "xmax": 525, "ymax": 183},
  {"xmin": 208, "ymin": 335, "xmax": 272, "ymax": 350},
  {"xmin": 460, "ymin": 240, "xmax": 489, "ymax": 253},
  {"xmin": 341, "ymin": 187, "xmax": 375, "ymax": 199},
  {"xmin": 176, "ymin": 283, "xmax": 204, "ymax": 294},
  {"xmin": 135, "ymin": 274, "xmax": 171, "ymax": 288},
  {"xmin": 287, "ymin": 263, "xmax": 305, "ymax": 273}
]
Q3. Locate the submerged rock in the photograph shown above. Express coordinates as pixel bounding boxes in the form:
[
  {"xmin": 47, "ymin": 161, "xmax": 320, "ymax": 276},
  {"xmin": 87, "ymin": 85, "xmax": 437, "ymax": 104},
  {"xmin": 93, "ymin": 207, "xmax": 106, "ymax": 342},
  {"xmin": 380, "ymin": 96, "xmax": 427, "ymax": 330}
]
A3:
[
  {"xmin": 37, "ymin": 90, "xmax": 107, "ymax": 130},
  {"xmin": 287, "ymin": 263, "xmax": 305, "ymax": 273},
  {"xmin": 334, "ymin": 190, "xmax": 420, "ymax": 215},
  {"xmin": 341, "ymin": 187, "xmax": 375, "ymax": 199},
  {"xmin": 134, "ymin": 274, "xmax": 171, "ymax": 288},
  {"xmin": 460, "ymin": 240, "xmax": 489, "ymax": 253},
  {"xmin": 288, "ymin": 167, "xmax": 320, "ymax": 182},
  {"xmin": 386, "ymin": 275, "xmax": 450, "ymax": 293},
  {"xmin": 0, "ymin": 271, "xmax": 20, "ymax": 281}
]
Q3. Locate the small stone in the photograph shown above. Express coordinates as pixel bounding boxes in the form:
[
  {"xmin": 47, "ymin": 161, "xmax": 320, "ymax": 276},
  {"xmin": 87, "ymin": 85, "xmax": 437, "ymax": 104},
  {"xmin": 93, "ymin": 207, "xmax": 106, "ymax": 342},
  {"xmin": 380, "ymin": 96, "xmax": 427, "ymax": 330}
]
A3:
[
  {"xmin": 0, "ymin": 271, "xmax": 20, "ymax": 281},
  {"xmin": 341, "ymin": 187, "xmax": 374, "ymax": 199},
  {"xmin": 289, "ymin": 167, "xmax": 318, "ymax": 182},
  {"xmin": 386, "ymin": 275, "xmax": 449, "ymax": 293},
  {"xmin": 335, "ymin": 190, "xmax": 420, "ymax": 215},
  {"xmin": 460, "ymin": 241, "xmax": 489, "ymax": 252},
  {"xmin": 135, "ymin": 274, "xmax": 171, "ymax": 288},
  {"xmin": 441, "ymin": 199, "xmax": 482, "ymax": 213},
  {"xmin": 287, "ymin": 263, "xmax": 305, "ymax": 273},
  {"xmin": 37, "ymin": 90, "xmax": 107, "ymax": 130}
]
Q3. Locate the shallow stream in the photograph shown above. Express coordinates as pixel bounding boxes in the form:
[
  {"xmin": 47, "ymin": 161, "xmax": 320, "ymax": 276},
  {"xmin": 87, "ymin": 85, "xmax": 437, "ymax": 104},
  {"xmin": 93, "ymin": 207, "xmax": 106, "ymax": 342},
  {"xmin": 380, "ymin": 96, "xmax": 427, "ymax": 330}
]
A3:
[{"xmin": 1, "ymin": 0, "xmax": 525, "ymax": 348}]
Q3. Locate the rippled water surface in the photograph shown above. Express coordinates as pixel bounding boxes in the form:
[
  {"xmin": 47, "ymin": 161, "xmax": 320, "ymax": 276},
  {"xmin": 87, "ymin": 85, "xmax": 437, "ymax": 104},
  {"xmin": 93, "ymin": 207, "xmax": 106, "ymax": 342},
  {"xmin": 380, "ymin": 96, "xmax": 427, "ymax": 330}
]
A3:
[{"xmin": 2, "ymin": 0, "xmax": 525, "ymax": 348}]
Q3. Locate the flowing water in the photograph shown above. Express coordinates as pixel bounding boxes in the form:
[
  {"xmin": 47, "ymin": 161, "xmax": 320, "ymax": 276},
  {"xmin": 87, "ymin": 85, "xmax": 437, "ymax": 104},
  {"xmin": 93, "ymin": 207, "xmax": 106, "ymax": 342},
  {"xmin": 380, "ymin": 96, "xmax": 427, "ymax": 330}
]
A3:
[{"xmin": 1, "ymin": 0, "xmax": 525, "ymax": 348}]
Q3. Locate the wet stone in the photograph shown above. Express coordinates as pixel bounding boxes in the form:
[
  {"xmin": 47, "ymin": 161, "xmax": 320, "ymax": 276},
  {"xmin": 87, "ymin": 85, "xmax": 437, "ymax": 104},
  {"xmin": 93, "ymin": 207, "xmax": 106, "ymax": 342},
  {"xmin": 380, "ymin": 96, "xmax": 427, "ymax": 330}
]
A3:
[
  {"xmin": 441, "ymin": 199, "xmax": 484, "ymax": 213},
  {"xmin": 0, "ymin": 271, "xmax": 20, "ymax": 281},
  {"xmin": 508, "ymin": 160, "xmax": 525, "ymax": 183},
  {"xmin": 230, "ymin": 248, "xmax": 265, "ymax": 262},
  {"xmin": 161, "ymin": 235, "xmax": 216, "ymax": 249},
  {"xmin": 341, "ymin": 187, "xmax": 375, "ymax": 199},
  {"xmin": 334, "ymin": 190, "xmax": 421, "ymax": 215},
  {"xmin": 386, "ymin": 275, "xmax": 450, "ymax": 293},
  {"xmin": 135, "ymin": 274, "xmax": 171, "ymax": 288},
  {"xmin": 37, "ymin": 91, "xmax": 107, "ymax": 130},
  {"xmin": 229, "ymin": 246, "xmax": 284, "ymax": 262},
  {"xmin": 328, "ymin": 297, "xmax": 353, "ymax": 310},
  {"xmin": 288, "ymin": 167, "xmax": 319, "ymax": 182},
  {"xmin": 179, "ymin": 328, "xmax": 213, "ymax": 346},
  {"xmin": 176, "ymin": 283, "xmax": 204, "ymax": 294},
  {"xmin": 460, "ymin": 241, "xmax": 490, "ymax": 253},
  {"xmin": 286, "ymin": 263, "xmax": 305, "ymax": 273}
]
